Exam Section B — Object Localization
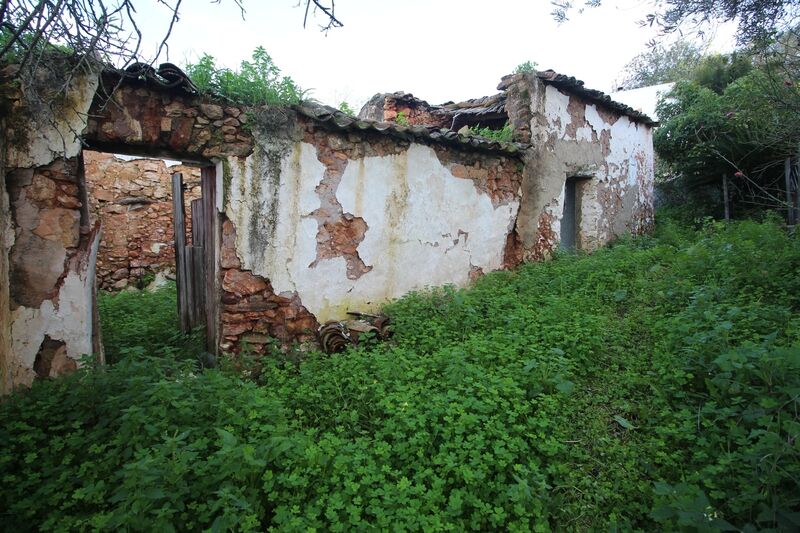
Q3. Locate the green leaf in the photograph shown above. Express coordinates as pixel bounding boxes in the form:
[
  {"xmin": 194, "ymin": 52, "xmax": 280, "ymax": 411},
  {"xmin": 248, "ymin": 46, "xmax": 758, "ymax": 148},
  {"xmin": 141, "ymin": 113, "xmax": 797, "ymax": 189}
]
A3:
[{"xmin": 613, "ymin": 415, "xmax": 637, "ymax": 430}]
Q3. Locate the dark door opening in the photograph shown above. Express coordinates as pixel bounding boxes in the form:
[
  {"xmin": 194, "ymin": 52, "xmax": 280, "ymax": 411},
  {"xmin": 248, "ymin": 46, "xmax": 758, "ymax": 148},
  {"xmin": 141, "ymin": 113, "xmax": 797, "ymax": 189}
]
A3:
[{"xmin": 561, "ymin": 176, "xmax": 590, "ymax": 251}]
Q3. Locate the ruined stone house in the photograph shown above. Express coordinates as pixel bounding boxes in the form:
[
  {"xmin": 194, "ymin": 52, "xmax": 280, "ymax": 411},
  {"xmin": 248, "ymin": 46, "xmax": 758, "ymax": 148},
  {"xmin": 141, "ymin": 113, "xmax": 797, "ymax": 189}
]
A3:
[{"xmin": 0, "ymin": 64, "xmax": 655, "ymax": 392}]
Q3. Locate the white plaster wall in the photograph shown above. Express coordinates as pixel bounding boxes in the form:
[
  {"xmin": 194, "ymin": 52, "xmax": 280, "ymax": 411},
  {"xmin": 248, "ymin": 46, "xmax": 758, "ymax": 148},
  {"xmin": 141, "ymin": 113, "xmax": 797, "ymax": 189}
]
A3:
[{"xmin": 227, "ymin": 142, "xmax": 519, "ymax": 322}]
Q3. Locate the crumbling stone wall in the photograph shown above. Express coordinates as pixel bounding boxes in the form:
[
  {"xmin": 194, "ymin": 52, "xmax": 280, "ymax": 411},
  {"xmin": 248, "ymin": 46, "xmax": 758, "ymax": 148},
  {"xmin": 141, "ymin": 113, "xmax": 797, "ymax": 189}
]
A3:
[
  {"xmin": 84, "ymin": 74, "xmax": 253, "ymax": 161},
  {"xmin": 221, "ymin": 114, "xmax": 523, "ymax": 354},
  {"xmin": 2, "ymin": 63, "xmax": 653, "ymax": 390},
  {"xmin": 84, "ymin": 151, "xmax": 201, "ymax": 290},
  {"xmin": 2, "ymin": 66, "xmax": 100, "ymax": 391},
  {"xmin": 501, "ymin": 73, "xmax": 654, "ymax": 260},
  {"xmin": 359, "ymin": 92, "xmax": 450, "ymax": 128},
  {"xmin": 3, "ymin": 68, "xmax": 256, "ymax": 390}
]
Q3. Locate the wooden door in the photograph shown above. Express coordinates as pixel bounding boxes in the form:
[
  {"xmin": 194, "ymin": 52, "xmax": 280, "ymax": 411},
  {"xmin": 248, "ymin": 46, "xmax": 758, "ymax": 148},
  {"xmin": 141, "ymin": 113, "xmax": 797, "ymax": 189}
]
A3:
[{"xmin": 172, "ymin": 168, "xmax": 218, "ymax": 352}]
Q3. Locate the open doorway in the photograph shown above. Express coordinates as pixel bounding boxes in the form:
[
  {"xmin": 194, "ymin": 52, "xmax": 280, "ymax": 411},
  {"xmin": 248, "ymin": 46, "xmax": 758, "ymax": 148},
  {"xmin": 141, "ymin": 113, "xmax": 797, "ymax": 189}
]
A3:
[
  {"xmin": 83, "ymin": 150, "xmax": 216, "ymax": 363},
  {"xmin": 561, "ymin": 175, "xmax": 591, "ymax": 251},
  {"xmin": 84, "ymin": 151, "xmax": 201, "ymax": 291}
]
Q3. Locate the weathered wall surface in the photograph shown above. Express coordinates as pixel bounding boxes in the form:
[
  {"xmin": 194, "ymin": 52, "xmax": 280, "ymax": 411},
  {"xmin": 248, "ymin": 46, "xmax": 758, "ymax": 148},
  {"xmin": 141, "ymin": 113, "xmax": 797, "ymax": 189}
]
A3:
[
  {"xmin": 84, "ymin": 151, "xmax": 201, "ymax": 290},
  {"xmin": 3, "ymin": 66, "xmax": 654, "ymax": 387},
  {"xmin": 4, "ymin": 71, "xmax": 256, "ymax": 389},
  {"xmin": 84, "ymin": 76, "xmax": 253, "ymax": 162},
  {"xmin": 1, "ymin": 120, "xmax": 11, "ymax": 394},
  {"xmin": 220, "ymin": 117, "xmax": 523, "ymax": 353},
  {"xmin": 504, "ymin": 74, "xmax": 654, "ymax": 260},
  {"xmin": 359, "ymin": 93, "xmax": 450, "ymax": 128},
  {"xmin": 6, "ymin": 158, "xmax": 102, "ymax": 386},
  {"xmin": 2, "ymin": 68, "xmax": 100, "ymax": 391}
]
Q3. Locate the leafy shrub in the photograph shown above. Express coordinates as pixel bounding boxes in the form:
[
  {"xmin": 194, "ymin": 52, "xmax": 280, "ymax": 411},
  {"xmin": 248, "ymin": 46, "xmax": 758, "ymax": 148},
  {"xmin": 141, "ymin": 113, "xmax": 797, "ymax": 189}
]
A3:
[
  {"xmin": 185, "ymin": 47, "xmax": 304, "ymax": 106},
  {"xmin": 468, "ymin": 122, "xmax": 513, "ymax": 143},
  {"xmin": 2, "ymin": 217, "xmax": 799, "ymax": 530}
]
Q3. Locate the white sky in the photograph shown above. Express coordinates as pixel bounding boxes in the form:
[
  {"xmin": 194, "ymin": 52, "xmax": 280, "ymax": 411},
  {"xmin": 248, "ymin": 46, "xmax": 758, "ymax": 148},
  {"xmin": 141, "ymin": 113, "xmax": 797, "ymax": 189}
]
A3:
[{"xmin": 132, "ymin": 0, "xmax": 737, "ymax": 111}]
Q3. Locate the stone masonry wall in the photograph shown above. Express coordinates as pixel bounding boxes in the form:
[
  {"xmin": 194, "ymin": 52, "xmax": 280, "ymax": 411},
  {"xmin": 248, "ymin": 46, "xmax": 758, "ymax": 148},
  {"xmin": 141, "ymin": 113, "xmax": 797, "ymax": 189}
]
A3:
[
  {"xmin": 4, "ymin": 70, "xmax": 256, "ymax": 390},
  {"xmin": 4, "ymin": 66, "xmax": 653, "ymax": 389},
  {"xmin": 84, "ymin": 151, "xmax": 201, "ymax": 290},
  {"xmin": 3, "ymin": 65, "xmax": 101, "ymax": 391}
]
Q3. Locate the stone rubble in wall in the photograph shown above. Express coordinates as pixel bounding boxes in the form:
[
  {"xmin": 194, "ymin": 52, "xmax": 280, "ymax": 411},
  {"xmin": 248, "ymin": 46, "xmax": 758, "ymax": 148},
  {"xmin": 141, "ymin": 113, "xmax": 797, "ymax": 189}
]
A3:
[
  {"xmin": 85, "ymin": 82, "xmax": 254, "ymax": 160},
  {"xmin": 216, "ymin": 119, "xmax": 526, "ymax": 354},
  {"xmin": 7, "ymin": 159, "xmax": 84, "ymax": 308},
  {"xmin": 218, "ymin": 218, "xmax": 319, "ymax": 353}
]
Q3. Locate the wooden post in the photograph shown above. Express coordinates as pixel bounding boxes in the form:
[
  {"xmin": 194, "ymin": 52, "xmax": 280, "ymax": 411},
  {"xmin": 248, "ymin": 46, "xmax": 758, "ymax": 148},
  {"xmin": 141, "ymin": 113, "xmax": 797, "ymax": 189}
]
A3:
[
  {"xmin": 191, "ymin": 198, "xmax": 205, "ymax": 248},
  {"xmin": 201, "ymin": 166, "xmax": 218, "ymax": 353},
  {"xmin": 191, "ymin": 246, "xmax": 207, "ymax": 328},
  {"xmin": 785, "ymin": 158, "xmax": 795, "ymax": 225},
  {"xmin": 172, "ymin": 172, "xmax": 190, "ymax": 333},
  {"xmin": 722, "ymin": 173, "xmax": 730, "ymax": 222}
]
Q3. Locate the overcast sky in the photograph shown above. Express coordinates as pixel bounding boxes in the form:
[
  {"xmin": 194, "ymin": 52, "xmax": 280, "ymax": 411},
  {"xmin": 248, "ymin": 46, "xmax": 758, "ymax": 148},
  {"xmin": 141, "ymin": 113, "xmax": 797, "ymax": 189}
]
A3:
[{"xmin": 134, "ymin": 0, "xmax": 737, "ymax": 111}]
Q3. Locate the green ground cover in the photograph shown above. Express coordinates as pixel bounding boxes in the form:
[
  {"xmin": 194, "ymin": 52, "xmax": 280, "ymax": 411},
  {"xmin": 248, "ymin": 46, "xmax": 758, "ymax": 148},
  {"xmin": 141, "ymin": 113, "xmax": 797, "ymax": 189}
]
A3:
[
  {"xmin": 1, "ymin": 216, "xmax": 799, "ymax": 531},
  {"xmin": 97, "ymin": 282, "xmax": 205, "ymax": 365}
]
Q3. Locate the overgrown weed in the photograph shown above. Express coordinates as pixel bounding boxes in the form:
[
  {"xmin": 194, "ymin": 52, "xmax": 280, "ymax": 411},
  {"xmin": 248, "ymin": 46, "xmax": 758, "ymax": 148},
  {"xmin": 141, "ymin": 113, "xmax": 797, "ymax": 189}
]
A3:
[{"xmin": 2, "ymin": 216, "xmax": 799, "ymax": 531}]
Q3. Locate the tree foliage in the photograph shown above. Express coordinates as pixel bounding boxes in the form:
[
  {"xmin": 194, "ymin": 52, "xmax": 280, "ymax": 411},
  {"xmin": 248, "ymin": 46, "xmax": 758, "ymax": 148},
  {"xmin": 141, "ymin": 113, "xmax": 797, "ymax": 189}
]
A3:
[
  {"xmin": 655, "ymin": 58, "xmax": 800, "ymax": 213},
  {"xmin": 618, "ymin": 39, "xmax": 703, "ymax": 89},
  {"xmin": 692, "ymin": 51, "xmax": 753, "ymax": 93},
  {"xmin": 552, "ymin": 0, "xmax": 800, "ymax": 44}
]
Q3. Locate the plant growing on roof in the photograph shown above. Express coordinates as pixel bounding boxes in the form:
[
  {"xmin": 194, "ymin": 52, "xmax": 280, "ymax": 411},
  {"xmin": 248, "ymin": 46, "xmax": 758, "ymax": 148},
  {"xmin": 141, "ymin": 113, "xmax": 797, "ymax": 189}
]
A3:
[
  {"xmin": 513, "ymin": 60, "xmax": 538, "ymax": 74},
  {"xmin": 185, "ymin": 47, "xmax": 305, "ymax": 106},
  {"xmin": 467, "ymin": 122, "xmax": 513, "ymax": 143},
  {"xmin": 338, "ymin": 101, "xmax": 355, "ymax": 115},
  {"xmin": 395, "ymin": 110, "xmax": 409, "ymax": 126}
]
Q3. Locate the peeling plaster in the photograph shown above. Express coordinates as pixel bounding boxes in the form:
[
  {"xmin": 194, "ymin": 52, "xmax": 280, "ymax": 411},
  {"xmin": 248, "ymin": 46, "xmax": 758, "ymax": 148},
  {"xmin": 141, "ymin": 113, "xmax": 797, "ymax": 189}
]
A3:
[
  {"xmin": 9, "ymin": 229, "xmax": 100, "ymax": 387},
  {"xmin": 6, "ymin": 72, "xmax": 99, "ymax": 169},
  {"xmin": 227, "ymin": 142, "xmax": 519, "ymax": 323},
  {"xmin": 512, "ymin": 79, "xmax": 654, "ymax": 259}
]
